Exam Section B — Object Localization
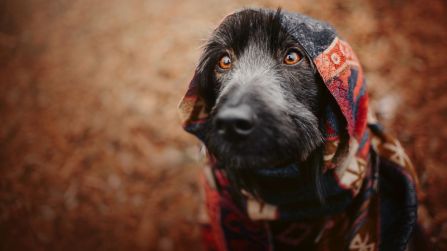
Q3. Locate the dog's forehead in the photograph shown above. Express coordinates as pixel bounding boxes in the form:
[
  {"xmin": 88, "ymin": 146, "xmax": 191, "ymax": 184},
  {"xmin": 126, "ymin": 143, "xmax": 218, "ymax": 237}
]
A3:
[
  {"xmin": 214, "ymin": 9, "xmax": 337, "ymax": 59},
  {"xmin": 212, "ymin": 9, "xmax": 288, "ymax": 55}
]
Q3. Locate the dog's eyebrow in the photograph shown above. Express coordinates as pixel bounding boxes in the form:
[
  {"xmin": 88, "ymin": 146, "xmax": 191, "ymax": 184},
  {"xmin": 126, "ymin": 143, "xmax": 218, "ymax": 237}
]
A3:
[
  {"xmin": 197, "ymin": 8, "xmax": 323, "ymax": 74},
  {"xmin": 203, "ymin": 9, "xmax": 289, "ymax": 56}
]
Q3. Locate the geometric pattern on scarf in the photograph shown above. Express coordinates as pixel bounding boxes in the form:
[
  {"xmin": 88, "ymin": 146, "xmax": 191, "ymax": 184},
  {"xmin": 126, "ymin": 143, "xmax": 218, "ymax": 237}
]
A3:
[{"xmin": 179, "ymin": 9, "xmax": 423, "ymax": 251}]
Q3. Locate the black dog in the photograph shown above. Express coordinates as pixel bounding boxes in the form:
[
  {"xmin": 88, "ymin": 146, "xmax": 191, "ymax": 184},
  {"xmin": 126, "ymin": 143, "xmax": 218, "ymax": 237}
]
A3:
[
  {"xmin": 199, "ymin": 9, "xmax": 322, "ymax": 166},
  {"xmin": 197, "ymin": 9, "xmax": 330, "ymax": 197},
  {"xmin": 179, "ymin": 8, "xmax": 425, "ymax": 251}
]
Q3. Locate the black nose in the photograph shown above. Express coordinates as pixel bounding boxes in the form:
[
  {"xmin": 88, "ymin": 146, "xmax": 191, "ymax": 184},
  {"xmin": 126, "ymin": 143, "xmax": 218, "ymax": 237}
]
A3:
[{"xmin": 215, "ymin": 105, "xmax": 255, "ymax": 139}]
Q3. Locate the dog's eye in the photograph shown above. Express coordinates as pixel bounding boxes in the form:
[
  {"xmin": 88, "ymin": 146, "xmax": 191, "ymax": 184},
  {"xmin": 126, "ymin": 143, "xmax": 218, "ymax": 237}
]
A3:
[
  {"xmin": 283, "ymin": 50, "xmax": 302, "ymax": 65},
  {"xmin": 218, "ymin": 55, "xmax": 232, "ymax": 70}
]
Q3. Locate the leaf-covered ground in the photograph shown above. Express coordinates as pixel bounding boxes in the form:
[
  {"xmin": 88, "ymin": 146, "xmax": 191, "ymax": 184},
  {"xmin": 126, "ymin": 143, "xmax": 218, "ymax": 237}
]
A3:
[{"xmin": 0, "ymin": 0, "xmax": 446, "ymax": 250}]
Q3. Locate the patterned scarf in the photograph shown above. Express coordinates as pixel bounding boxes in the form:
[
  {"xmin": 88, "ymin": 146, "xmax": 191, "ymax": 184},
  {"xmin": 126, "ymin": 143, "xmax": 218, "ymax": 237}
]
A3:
[{"xmin": 179, "ymin": 9, "xmax": 424, "ymax": 251}]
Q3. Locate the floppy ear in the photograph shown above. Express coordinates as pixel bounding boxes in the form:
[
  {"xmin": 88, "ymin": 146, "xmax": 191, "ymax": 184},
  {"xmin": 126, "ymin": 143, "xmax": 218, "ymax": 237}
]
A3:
[
  {"xmin": 305, "ymin": 144, "xmax": 325, "ymax": 203},
  {"xmin": 196, "ymin": 66, "xmax": 219, "ymax": 113},
  {"xmin": 178, "ymin": 71, "xmax": 211, "ymax": 140},
  {"xmin": 309, "ymin": 75, "xmax": 351, "ymax": 204}
]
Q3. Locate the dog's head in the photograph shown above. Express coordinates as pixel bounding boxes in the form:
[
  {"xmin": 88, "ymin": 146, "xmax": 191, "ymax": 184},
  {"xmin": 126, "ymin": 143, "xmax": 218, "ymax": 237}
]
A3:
[
  {"xmin": 180, "ymin": 8, "xmax": 370, "ymax": 205},
  {"xmin": 196, "ymin": 9, "xmax": 327, "ymax": 170}
]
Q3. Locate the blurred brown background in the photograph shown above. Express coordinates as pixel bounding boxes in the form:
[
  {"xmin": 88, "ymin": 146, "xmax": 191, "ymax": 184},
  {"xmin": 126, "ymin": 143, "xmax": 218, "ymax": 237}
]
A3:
[{"xmin": 0, "ymin": 0, "xmax": 446, "ymax": 250}]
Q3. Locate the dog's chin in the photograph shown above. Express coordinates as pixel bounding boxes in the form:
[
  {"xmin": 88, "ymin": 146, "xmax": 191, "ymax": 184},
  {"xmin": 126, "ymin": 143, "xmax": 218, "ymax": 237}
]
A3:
[
  {"xmin": 214, "ymin": 152, "xmax": 299, "ymax": 169},
  {"xmin": 205, "ymin": 136, "xmax": 309, "ymax": 169}
]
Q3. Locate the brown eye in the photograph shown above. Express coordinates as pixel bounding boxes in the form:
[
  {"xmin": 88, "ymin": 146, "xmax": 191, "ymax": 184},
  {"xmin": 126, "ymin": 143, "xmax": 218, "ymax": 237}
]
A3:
[
  {"xmin": 283, "ymin": 50, "xmax": 302, "ymax": 65},
  {"xmin": 218, "ymin": 55, "xmax": 232, "ymax": 70}
]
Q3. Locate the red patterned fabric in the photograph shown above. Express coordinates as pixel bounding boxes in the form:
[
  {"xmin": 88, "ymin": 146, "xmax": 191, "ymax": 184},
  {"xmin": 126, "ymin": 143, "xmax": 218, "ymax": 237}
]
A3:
[{"xmin": 179, "ymin": 9, "xmax": 424, "ymax": 251}]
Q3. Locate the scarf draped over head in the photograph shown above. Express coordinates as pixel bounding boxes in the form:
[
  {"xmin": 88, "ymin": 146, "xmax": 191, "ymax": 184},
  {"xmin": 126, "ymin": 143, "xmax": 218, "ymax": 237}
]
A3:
[
  {"xmin": 179, "ymin": 9, "xmax": 370, "ymax": 207},
  {"xmin": 179, "ymin": 9, "xmax": 423, "ymax": 251}
]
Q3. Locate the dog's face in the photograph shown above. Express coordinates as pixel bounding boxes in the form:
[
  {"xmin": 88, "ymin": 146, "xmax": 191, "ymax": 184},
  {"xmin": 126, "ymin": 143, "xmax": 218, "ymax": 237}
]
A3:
[{"xmin": 197, "ymin": 9, "xmax": 325, "ymax": 170}]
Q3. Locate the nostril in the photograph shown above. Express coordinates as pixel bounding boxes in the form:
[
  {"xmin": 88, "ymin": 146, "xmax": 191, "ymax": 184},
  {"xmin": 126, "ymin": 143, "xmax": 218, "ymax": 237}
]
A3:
[
  {"xmin": 215, "ymin": 119, "xmax": 226, "ymax": 135},
  {"xmin": 234, "ymin": 119, "xmax": 254, "ymax": 135}
]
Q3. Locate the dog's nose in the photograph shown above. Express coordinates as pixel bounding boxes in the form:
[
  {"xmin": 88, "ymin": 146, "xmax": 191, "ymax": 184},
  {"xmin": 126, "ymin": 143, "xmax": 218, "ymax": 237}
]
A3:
[{"xmin": 215, "ymin": 105, "xmax": 255, "ymax": 138}]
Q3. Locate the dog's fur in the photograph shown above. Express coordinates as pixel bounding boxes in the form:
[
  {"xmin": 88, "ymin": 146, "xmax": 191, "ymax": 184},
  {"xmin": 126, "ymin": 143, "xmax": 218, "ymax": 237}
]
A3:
[{"xmin": 196, "ymin": 9, "xmax": 335, "ymax": 196}]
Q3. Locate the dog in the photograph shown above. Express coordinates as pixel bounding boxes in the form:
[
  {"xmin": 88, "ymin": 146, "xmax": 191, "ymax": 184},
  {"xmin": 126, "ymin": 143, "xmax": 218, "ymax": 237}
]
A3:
[{"xmin": 179, "ymin": 8, "xmax": 428, "ymax": 251}]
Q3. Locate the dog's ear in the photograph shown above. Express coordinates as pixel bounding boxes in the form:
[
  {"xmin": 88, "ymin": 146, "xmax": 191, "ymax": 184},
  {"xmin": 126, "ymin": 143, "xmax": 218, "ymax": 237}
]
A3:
[
  {"xmin": 196, "ymin": 63, "xmax": 219, "ymax": 113},
  {"xmin": 310, "ymin": 74, "xmax": 352, "ymax": 205},
  {"xmin": 196, "ymin": 38, "xmax": 228, "ymax": 113},
  {"xmin": 305, "ymin": 144, "xmax": 325, "ymax": 204}
]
